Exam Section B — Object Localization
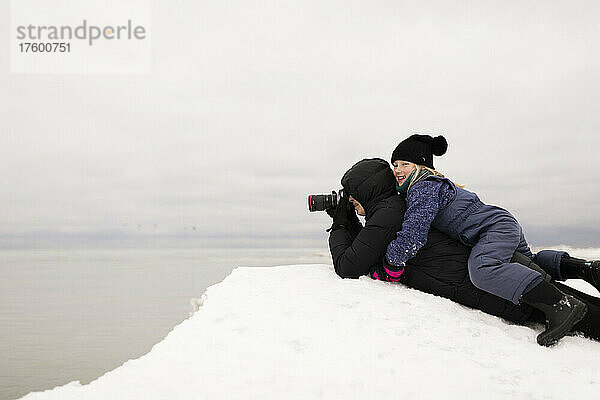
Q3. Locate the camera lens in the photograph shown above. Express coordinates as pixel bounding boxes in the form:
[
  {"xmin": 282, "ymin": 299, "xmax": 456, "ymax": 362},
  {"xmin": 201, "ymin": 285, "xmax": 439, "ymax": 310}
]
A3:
[{"xmin": 308, "ymin": 191, "xmax": 338, "ymax": 212}]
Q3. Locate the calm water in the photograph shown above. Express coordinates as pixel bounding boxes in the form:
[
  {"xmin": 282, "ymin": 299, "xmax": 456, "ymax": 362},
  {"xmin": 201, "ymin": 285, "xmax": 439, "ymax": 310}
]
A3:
[{"xmin": 0, "ymin": 247, "xmax": 330, "ymax": 400}]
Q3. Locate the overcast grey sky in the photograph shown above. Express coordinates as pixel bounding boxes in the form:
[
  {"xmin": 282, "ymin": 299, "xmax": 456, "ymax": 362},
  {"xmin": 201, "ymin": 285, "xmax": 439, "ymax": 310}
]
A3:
[{"xmin": 2, "ymin": 0, "xmax": 599, "ymax": 248}]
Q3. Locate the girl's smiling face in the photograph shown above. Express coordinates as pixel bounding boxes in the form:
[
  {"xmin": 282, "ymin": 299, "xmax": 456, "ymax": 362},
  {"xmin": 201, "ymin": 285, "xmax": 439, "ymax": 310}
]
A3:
[{"xmin": 392, "ymin": 160, "xmax": 417, "ymax": 186}]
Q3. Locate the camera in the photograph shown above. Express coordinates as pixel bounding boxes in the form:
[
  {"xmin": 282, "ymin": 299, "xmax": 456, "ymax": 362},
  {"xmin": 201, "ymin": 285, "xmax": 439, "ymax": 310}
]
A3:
[{"xmin": 308, "ymin": 189, "xmax": 344, "ymax": 212}]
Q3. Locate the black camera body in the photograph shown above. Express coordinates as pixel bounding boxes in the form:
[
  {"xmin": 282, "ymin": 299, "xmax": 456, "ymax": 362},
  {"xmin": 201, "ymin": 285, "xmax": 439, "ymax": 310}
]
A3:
[{"xmin": 308, "ymin": 190, "xmax": 344, "ymax": 212}]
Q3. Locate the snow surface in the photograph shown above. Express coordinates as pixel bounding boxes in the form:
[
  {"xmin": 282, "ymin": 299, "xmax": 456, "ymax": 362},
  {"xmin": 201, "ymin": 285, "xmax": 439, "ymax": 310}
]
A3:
[{"xmin": 21, "ymin": 264, "xmax": 600, "ymax": 400}]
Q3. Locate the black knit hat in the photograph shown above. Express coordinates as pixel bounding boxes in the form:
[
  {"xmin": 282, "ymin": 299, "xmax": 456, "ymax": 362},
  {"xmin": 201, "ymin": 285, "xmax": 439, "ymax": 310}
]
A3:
[{"xmin": 391, "ymin": 134, "xmax": 448, "ymax": 169}]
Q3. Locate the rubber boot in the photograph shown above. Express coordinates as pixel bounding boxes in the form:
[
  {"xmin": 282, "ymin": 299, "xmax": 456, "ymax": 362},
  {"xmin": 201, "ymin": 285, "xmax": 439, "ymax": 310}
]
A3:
[
  {"xmin": 521, "ymin": 280, "xmax": 588, "ymax": 347},
  {"xmin": 560, "ymin": 255, "xmax": 600, "ymax": 293},
  {"xmin": 511, "ymin": 252, "xmax": 551, "ymax": 282}
]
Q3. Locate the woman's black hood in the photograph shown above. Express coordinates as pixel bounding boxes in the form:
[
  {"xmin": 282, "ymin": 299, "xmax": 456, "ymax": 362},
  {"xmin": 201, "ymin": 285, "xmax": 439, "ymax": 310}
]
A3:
[{"xmin": 341, "ymin": 158, "xmax": 397, "ymax": 218}]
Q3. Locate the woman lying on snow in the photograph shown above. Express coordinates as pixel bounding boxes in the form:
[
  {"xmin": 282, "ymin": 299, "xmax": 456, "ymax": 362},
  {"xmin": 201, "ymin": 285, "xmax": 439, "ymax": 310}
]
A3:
[{"xmin": 327, "ymin": 157, "xmax": 600, "ymax": 346}]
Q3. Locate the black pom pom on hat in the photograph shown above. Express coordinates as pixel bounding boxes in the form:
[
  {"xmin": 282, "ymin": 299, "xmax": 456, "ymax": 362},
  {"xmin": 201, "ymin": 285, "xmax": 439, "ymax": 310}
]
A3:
[
  {"xmin": 431, "ymin": 135, "xmax": 448, "ymax": 156},
  {"xmin": 391, "ymin": 134, "xmax": 447, "ymax": 169}
]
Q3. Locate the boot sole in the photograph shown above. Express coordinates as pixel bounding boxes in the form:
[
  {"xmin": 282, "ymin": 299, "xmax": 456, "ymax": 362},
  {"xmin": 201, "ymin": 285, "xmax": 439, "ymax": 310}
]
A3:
[{"xmin": 537, "ymin": 302, "xmax": 588, "ymax": 347}]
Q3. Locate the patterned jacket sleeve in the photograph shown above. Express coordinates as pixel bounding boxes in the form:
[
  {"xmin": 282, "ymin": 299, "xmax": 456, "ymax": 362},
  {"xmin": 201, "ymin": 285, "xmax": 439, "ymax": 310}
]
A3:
[{"xmin": 384, "ymin": 180, "xmax": 444, "ymax": 266}]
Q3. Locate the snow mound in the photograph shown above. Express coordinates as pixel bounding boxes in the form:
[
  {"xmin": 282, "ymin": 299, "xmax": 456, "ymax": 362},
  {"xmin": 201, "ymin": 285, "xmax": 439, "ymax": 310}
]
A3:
[{"xmin": 21, "ymin": 265, "xmax": 600, "ymax": 400}]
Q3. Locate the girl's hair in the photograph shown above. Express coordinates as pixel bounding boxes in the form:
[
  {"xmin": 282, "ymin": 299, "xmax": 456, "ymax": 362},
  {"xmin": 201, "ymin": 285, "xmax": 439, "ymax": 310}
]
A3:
[{"xmin": 407, "ymin": 164, "xmax": 465, "ymax": 191}]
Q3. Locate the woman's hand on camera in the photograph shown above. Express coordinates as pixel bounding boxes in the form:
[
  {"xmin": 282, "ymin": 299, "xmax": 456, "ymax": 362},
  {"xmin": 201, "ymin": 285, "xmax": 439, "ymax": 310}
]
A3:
[{"xmin": 326, "ymin": 195, "xmax": 352, "ymax": 230}]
